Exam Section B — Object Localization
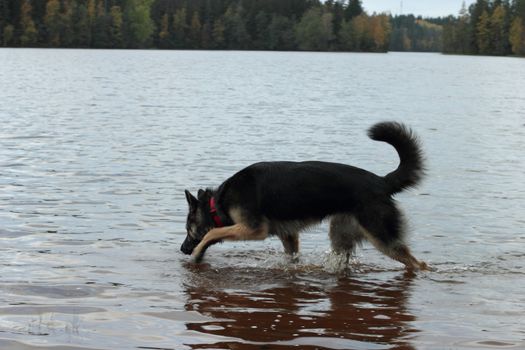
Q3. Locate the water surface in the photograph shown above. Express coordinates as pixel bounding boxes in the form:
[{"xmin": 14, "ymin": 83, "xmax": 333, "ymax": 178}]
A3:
[{"xmin": 0, "ymin": 49, "xmax": 524, "ymax": 349}]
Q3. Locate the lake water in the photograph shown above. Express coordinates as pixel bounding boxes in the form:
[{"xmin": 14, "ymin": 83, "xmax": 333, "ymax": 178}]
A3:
[{"xmin": 0, "ymin": 49, "xmax": 524, "ymax": 349}]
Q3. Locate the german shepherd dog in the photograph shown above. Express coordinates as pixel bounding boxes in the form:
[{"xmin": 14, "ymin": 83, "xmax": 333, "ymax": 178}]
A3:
[{"xmin": 182, "ymin": 122, "xmax": 428, "ymax": 270}]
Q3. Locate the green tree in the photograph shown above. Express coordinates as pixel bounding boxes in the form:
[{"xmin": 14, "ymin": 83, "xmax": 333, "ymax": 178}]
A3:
[
  {"xmin": 172, "ymin": 7, "xmax": 187, "ymax": 48},
  {"xmin": 222, "ymin": 4, "xmax": 250, "ymax": 49},
  {"xmin": 512, "ymin": 0, "xmax": 525, "ymax": 17},
  {"xmin": 267, "ymin": 14, "xmax": 296, "ymax": 50},
  {"xmin": 20, "ymin": 0, "xmax": 38, "ymax": 46},
  {"xmin": 470, "ymin": 0, "xmax": 489, "ymax": 53},
  {"xmin": 0, "ymin": 0, "xmax": 11, "ymax": 45},
  {"xmin": 295, "ymin": 7, "xmax": 334, "ymax": 51},
  {"xmin": 345, "ymin": 0, "xmax": 363, "ymax": 21},
  {"xmin": 109, "ymin": 5, "xmax": 123, "ymax": 48},
  {"xmin": 123, "ymin": 0, "xmax": 154, "ymax": 48},
  {"xmin": 71, "ymin": 2, "xmax": 91, "ymax": 47},
  {"xmin": 92, "ymin": 0, "xmax": 110, "ymax": 47},
  {"xmin": 339, "ymin": 14, "xmax": 369, "ymax": 51},
  {"xmin": 253, "ymin": 11, "xmax": 270, "ymax": 49}
]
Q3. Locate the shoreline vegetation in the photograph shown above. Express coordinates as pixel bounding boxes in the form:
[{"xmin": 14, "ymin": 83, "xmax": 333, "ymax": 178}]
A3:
[{"xmin": 1, "ymin": 0, "xmax": 524, "ymax": 56}]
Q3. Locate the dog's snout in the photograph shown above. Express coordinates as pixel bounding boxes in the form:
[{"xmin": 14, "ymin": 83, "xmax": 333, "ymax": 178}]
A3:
[
  {"xmin": 181, "ymin": 236, "xmax": 197, "ymax": 255},
  {"xmin": 180, "ymin": 242, "xmax": 192, "ymax": 255}
]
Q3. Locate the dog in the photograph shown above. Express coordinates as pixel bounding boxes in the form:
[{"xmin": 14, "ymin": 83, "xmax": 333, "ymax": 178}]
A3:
[{"xmin": 181, "ymin": 121, "xmax": 428, "ymax": 270}]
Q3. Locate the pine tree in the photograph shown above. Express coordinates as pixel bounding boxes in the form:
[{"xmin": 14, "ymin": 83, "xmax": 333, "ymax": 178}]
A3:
[
  {"xmin": 470, "ymin": 0, "xmax": 489, "ymax": 53},
  {"xmin": 223, "ymin": 4, "xmax": 250, "ymax": 49},
  {"xmin": 267, "ymin": 14, "xmax": 295, "ymax": 50},
  {"xmin": 212, "ymin": 18, "xmax": 225, "ymax": 49},
  {"xmin": 0, "ymin": 0, "xmax": 10, "ymax": 45},
  {"xmin": 109, "ymin": 5, "xmax": 123, "ymax": 48},
  {"xmin": 477, "ymin": 10, "xmax": 491, "ymax": 54},
  {"xmin": 71, "ymin": 2, "xmax": 90, "ymax": 47},
  {"xmin": 490, "ymin": 4, "xmax": 508, "ymax": 55},
  {"xmin": 345, "ymin": 0, "xmax": 363, "ymax": 21},
  {"xmin": 60, "ymin": 0, "xmax": 73, "ymax": 47},
  {"xmin": 172, "ymin": 7, "xmax": 187, "ymax": 48},
  {"xmin": 189, "ymin": 11, "xmax": 201, "ymax": 48}
]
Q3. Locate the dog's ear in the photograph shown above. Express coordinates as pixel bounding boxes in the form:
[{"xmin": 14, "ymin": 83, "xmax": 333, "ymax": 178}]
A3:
[
  {"xmin": 184, "ymin": 190, "xmax": 198, "ymax": 209},
  {"xmin": 197, "ymin": 189, "xmax": 206, "ymax": 200}
]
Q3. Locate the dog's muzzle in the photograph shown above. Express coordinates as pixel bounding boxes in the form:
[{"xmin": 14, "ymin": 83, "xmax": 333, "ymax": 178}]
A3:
[{"xmin": 181, "ymin": 236, "xmax": 200, "ymax": 255}]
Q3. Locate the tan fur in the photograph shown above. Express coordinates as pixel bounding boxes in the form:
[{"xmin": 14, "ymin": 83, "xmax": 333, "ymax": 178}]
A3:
[
  {"xmin": 228, "ymin": 207, "xmax": 244, "ymax": 224},
  {"xmin": 191, "ymin": 223, "xmax": 269, "ymax": 260},
  {"xmin": 359, "ymin": 224, "xmax": 427, "ymax": 270}
]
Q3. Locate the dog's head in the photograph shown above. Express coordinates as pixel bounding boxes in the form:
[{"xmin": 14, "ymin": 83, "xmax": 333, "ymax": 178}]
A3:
[{"xmin": 181, "ymin": 189, "xmax": 214, "ymax": 255}]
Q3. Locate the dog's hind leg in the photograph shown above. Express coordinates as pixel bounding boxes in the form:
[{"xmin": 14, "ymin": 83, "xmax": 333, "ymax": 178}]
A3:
[
  {"xmin": 279, "ymin": 233, "xmax": 299, "ymax": 256},
  {"xmin": 357, "ymin": 206, "xmax": 428, "ymax": 271},
  {"xmin": 329, "ymin": 214, "xmax": 363, "ymax": 263},
  {"xmin": 191, "ymin": 223, "xmax": 269, "ymax": 263}
]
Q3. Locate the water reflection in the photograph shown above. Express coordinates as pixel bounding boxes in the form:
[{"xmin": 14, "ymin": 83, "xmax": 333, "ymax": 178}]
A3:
[{"xmin": 183, "ymin": 265, "xmax": 417, "ymax": 349}]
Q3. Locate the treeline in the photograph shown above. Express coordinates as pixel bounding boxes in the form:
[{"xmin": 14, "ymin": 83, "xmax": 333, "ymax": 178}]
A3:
[
  {"xmin": 390, "ymin": 15, "xmax": 444, "ymax": 52},
  {"xmin": 443, "ymin": 0, "xmax": 525, "ymax": 55},
  {"xmin": 0, "ymin": 0, "xmax": 391, "ymax": 52}
]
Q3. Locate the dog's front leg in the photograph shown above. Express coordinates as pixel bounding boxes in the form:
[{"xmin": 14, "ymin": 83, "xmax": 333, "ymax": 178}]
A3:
[{"xmin": 191, "ymin": 224, "xmax": 268, "ymax": 263}]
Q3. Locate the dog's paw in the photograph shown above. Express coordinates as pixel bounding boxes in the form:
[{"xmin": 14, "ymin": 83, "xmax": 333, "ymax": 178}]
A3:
[
  {"xmin": 191, "ymin": 253, "xmax": 205, "ymax": 264},
  {"xmin": 418, "ymin": 261, "xmax": 434, "ymax": 272}
]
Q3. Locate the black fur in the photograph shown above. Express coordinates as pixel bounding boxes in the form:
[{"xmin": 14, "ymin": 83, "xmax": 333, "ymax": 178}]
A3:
[{"xmin": 182, "ymin": 122, "xmax": 427, "ymax": 269}]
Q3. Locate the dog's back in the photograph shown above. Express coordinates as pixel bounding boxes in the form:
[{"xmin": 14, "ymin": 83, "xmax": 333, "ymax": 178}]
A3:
[{"xmin": 218, "ymin": 161, "xmax": 388, "ymax": 222}]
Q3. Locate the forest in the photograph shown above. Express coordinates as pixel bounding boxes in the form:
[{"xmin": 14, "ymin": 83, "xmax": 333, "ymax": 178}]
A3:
[
  {"xmin": 443, "ymin": 0, "xmax": 525, "ymax": 56},
  {"xmin": 0, "ymin": 0, "xmax": 390, "ymax": 52},
  {"xmin": 0, "ymin": 0, "xmax": 524, "ymax": 56}
]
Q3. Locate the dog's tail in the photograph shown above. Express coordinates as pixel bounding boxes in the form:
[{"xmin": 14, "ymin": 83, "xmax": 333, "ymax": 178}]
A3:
[{"xmin": 368, "ymin": 121, "xmax": 425, "ymax": 195}]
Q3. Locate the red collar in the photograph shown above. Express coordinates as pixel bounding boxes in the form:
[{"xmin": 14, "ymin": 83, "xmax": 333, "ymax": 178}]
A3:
[{"xmin": 209, "ymin": 197, "xmax": 224, "ymax": 227}]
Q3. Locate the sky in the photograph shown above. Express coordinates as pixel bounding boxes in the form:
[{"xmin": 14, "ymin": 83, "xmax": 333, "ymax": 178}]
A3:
[{"xmin": 361, "ymin": 0, "xmax": 477, "ymax": 17}]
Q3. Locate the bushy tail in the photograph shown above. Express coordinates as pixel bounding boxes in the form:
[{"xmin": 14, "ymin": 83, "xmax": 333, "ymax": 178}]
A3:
[{"xmin": 368, "ymin": 122, "xmax": 425, "ymax": 195}]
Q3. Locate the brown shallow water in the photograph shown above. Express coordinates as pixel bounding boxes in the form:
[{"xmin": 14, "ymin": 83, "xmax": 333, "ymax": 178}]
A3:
[{"xmin": 0, "ymin": 49, "xmax": 524, "ymax": 349}]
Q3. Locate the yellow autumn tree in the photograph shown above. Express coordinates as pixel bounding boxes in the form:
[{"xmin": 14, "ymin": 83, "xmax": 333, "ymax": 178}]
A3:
[
  {"xmin": 159, "ymin": 13, "xmax": 169, "ymax": 40},
  {"xmin": 20, "ymin": 0, "xmax": 38, "ymax": 45},
  {"xmin": 510, "ymin": 17, "xmax": 525, "ymax": 55},
  {"xmin": 369, "ymin": 14, "xmax": 390, "ymax": 52},
  {"xmin": 490, "ymin": 4, "xmax": 507, "ymax": 55},
  {"xmin": 45, "ymin": 0, "xmax": 61, "ymax": 46}
]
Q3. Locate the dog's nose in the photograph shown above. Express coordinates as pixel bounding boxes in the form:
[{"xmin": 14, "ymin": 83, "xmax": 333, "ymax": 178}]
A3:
[
  {"xmin": 180, "ymin": 238, "xmax": 195, "ymax": 255},
  {"xmin": 180, "ymin": 244, "xmax": 192, "ymax": 255}
]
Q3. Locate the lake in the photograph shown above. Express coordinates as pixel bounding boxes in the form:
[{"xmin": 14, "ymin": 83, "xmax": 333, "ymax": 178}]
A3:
[{"xmin": 0, "ymin": 49, "xmax": 524, "ymax": 349}]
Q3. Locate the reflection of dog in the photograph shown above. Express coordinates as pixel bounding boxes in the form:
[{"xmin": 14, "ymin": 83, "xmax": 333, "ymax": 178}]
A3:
[{"xmin": 181, "ymin": 122, "xmax": 427, "ymax": 270}]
